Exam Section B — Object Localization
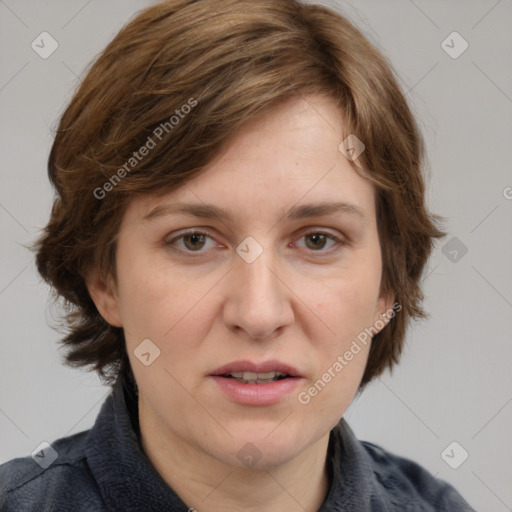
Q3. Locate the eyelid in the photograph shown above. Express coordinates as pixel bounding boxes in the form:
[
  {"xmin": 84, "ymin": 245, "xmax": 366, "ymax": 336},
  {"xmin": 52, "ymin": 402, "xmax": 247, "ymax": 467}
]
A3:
[
  {"xmin": 165, "ymin": 226, "xmax": 348, "ymax": 257},
  {"xmin": 165, "ymin": 228, "xmax": 221, "ymax": 252},
  {"xmin": 291, "ymin": 228, "xmax": 346, "ymax": 254}
]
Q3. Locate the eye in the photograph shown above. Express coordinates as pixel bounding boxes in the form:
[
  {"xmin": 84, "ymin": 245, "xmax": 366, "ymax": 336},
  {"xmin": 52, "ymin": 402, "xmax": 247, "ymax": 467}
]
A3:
[
  {"xmin": 165, "ymin": 230, "xmax": 218, "ymax": 253},
  {"xmin": 165, "ymin": 229, "xmax": 345, "ymax": 256},
  {"xmin": 294, "ymin": 231, "xmax": 344, "ymax": 253}
]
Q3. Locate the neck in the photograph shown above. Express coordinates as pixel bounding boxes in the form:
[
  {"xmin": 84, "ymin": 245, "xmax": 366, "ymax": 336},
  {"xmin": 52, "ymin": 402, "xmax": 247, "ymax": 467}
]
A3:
[{"xmin": 139, "ymin": 400, "xmax": 331, "ymax": 512}]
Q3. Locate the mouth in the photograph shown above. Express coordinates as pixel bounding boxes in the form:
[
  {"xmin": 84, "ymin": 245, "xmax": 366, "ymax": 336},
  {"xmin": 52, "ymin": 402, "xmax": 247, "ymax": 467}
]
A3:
[
  {"xmin": 209, "ymin": 360, "xmax": 303, "ymax": 405},
  {"xmin": 210, "ymin": 360, "xmax": 302, "ymax": 384},
  {"xmin": 221, "ymin": 371, "xmax": 292, "ymax": 384}
]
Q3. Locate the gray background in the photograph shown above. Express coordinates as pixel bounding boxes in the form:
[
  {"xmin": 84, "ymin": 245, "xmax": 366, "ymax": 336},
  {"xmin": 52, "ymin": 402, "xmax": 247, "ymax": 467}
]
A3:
[{"xmin": 1, "ymin": 1, "xmax": 511, "ymax": 510}]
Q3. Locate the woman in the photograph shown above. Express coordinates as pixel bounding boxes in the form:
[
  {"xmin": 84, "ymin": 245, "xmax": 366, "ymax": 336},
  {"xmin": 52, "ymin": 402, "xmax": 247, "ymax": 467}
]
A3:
[{"xmin": 0, "ymin": 0, "xmax": 476, "ymax": 510}]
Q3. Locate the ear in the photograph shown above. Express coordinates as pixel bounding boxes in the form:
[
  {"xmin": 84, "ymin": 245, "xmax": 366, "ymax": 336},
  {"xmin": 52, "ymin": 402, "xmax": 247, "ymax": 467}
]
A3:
[
  {"xmin": 373, "ymin": 289, "xmax": 396, "ymax": 333},
  {"xmin": 85, "ymin": 269, "xmax": 123, "ymax": 327}
]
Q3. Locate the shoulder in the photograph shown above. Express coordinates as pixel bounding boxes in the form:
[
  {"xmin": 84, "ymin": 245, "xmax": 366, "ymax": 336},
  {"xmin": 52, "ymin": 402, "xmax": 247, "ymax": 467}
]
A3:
[
  {"xmin": 360, "ymin": 440, "xmax": 476, "ymax": 511},
  {"xmin": 0, "ymin": 430, "xmax": 106, "ymax": 512}
]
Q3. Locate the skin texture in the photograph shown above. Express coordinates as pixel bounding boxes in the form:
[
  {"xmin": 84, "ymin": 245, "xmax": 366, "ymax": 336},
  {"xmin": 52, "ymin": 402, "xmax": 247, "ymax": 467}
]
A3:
[{"xmin": 87, "ymin": 94, "xmax": 394, "ymax": 511}]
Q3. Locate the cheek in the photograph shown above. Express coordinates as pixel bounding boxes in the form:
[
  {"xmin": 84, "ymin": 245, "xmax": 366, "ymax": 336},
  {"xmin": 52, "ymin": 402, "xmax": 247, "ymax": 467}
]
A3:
[
  {"xmin": 308, "ymin": 284, "xmax": 375, "ymax": 379},
  {"xmin": 114, "ymin": 243, "xmax": 182, "ymax": 338},
  {"xmin": 303, "ymin": 260, "xmax": 381, "ymax": 341},
  {"xmin": 115, "ymin": 244, "xmax": 222, "ymax": 355},
  {"xmin": 297, "ymin": 274, "xmax": 377, "ymax": 417},
  {"xmin": 293, "ymin": 252, "xmax": 381, "ymax": 401}
]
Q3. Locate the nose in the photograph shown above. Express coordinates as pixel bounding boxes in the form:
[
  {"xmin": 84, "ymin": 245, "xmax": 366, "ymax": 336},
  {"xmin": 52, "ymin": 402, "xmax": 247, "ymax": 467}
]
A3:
[{"xmin": 222, "ymin": 246, "xmax": 294, "ymax": 340}]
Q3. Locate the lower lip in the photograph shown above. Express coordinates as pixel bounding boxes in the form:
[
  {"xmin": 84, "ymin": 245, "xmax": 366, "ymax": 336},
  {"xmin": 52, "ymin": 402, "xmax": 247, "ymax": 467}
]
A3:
[{"xmin": 210, "ymin": 376, "xmax": 302, "ymax": 405}]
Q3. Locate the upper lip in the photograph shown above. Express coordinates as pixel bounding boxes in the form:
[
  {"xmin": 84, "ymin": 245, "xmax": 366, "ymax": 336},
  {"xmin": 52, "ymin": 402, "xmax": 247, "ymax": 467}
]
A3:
[{"xmin": 210, "ymin": 360, "xmax": 302, "ymax": 377}]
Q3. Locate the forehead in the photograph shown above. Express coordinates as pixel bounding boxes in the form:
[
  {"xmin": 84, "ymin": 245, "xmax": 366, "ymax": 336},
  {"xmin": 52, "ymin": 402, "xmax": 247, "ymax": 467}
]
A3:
[{"xmin": 125, "ymin": 95, "xmax": 376, "ymax": 225}]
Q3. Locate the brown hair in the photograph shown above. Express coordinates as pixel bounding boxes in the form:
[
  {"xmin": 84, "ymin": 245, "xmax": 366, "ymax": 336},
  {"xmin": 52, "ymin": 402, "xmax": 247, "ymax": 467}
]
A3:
[{"xmin": 35, "ymin": 0, "xmax": 445, "ymax": 387}]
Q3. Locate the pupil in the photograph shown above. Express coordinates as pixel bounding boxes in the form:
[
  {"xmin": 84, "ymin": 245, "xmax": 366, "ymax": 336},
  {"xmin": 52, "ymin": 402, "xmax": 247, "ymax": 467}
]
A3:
[
  {"xmin": 306, "ymin": 233, "xmax": 326, "ymax": 250},
  {"xmin": 185, "ymin": 234, "xmax": 205, "ymax": 250}
]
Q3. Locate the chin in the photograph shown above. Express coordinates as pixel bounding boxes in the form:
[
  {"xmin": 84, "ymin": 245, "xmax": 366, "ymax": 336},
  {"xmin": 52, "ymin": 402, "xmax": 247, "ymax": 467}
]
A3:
[{"xmin": 212, "ymin": 421, "xmax": 320, "ymax": 469}]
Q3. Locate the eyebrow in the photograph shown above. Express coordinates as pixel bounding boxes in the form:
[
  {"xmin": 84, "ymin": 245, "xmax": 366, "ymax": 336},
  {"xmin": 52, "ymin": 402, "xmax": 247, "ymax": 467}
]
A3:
[{"xmin": 143, "ymin": 200, "xmax": 366, "ymax": 222}]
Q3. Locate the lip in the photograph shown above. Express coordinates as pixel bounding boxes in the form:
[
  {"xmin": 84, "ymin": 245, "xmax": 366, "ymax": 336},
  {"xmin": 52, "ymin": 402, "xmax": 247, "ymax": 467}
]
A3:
[
  {"xmin": 210, "ymin": 375, "xmax": 302, "ymax": 405},
  {"xmin": 210, "ymin": 359, "xmax": 302, "ymax": 377},
  {"xmin": 209, "ymin": 359, "xmax": 304, "ymax": 406}
]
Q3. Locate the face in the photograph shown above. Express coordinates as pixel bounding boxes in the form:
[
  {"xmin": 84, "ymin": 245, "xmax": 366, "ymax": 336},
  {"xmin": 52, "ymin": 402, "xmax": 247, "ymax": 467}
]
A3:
[{"xmin": 89, "ymin": 94, "xmax": 393, "ymax": 470}]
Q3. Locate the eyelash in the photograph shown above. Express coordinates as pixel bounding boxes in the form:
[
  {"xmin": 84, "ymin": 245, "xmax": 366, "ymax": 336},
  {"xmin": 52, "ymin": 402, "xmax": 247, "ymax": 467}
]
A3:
[{"xmin": 165, "ymin": 229, "xmax": 346, "ymax": 257}]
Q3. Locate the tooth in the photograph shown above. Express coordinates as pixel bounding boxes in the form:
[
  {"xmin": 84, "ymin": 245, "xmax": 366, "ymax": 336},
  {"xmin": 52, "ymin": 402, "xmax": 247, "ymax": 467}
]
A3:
[
  {"xmin": 255, "ymin": 371, "xmax": 276, "ymax": 379},
  {"xmin": 225, "ymin": 371, "xmax": 289, "ymax": 382}
]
